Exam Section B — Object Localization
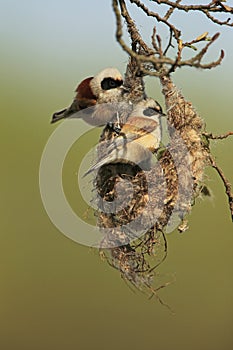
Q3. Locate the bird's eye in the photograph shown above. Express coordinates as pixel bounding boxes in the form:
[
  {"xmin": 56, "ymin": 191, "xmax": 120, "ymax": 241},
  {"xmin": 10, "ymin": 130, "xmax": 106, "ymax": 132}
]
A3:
[
  {"xmin": 143, "ymin": 107, "xmax": 158, "ymax": 117},
  {"xmin": 101, "ymin": 77, "xmax": 123, "ymax": 90},
  {"xmin": 143, "ymin": 102, "xmax": 164, "ymax": 116}
]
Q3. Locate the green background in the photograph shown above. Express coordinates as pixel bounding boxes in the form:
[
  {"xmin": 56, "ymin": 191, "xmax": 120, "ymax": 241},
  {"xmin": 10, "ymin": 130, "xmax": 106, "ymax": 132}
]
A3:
[{"xmin": 1, "ymin": 1, "xmax": 233, "ymax": 349}]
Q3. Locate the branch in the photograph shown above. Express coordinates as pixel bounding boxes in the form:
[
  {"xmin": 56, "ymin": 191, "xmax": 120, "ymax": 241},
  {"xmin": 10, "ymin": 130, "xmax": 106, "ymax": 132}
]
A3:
[
  {"xmin": 203, "ymin": 131, "xmax": 233, "ymax": 140},
  {"xmin": 130, "ymin": 0, "xmax": 181, "ymax": 39},
  {"xmin": 112, "ymin": 0, "xmax": 226, "ymax": 77},
  {"xmin": 209, "ymin": 155, "xmax": 233, "ymax": 221},
  {"xmin": 147, "ymin": 0, "xmax": 233, "ymax": 26},
  {"xmin": 164, "ymin": 0, "xmax": 182, "ymax": 21},
  {"xmin": 119, "ymin": 0, "xmax": 154, "ymax": 54}
]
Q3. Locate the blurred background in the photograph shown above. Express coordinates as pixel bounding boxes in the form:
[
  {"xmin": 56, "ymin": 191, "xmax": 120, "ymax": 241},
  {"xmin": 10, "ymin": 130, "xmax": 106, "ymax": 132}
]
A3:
[{"xmin": 1, "ymin": 1, "xmax": 233, "ymax": 349}]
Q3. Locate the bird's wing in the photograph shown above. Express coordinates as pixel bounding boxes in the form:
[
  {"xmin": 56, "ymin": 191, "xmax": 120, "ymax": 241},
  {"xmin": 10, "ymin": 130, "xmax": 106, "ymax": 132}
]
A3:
[
  {"xmin": 103, "ymin": 116, "xmax": 158, "ymax": 154},
  {"xmin": 84, "ymin": 118, "xmax": 158, "ymax": 176},
  {"xmin": 126, "ymin": 116, "xmax": 158, "ymax": 134}
]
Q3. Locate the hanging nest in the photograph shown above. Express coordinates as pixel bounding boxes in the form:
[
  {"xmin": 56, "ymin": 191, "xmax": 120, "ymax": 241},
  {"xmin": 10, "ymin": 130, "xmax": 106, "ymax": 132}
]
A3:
[{"xmin": 90, "ymin": 68, "xmax": 213, "ymax": 301}]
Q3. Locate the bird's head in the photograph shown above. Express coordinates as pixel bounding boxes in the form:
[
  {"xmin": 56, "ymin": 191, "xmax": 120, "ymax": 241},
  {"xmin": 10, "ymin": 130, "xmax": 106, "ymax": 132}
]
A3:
[
  {"xmin": 130, "ymin": 98, "xmax": 165, "ymax": 120},
  {"xmin": 90, "ymin": 67, "xmax": 124, "ymax": 103}
]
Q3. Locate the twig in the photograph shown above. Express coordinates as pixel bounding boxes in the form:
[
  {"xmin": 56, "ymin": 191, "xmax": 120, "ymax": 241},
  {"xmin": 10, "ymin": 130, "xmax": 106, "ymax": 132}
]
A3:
[
  {"xmin": 147, "ymin": 0, "xmax": 233, "ymax": 26},
  {"xmin": 209, "ymin": 155, "xmax": 233, "ymax": 221},
  {"xmin": 164, "ymin": 0, "xmax": 182, "ymax": 21},
  {"xmin": 203, "ymin": 131, "xmax": 233, "ymax": 140},
  {"xmin": 130, "ymin": 0, "xmax": 181, "ymax": 39},
  {"xmin": 163, "ymin": 28, "xmax": 174, "ymax": 56},
  {"xmin": 151, "ymin": 26, "xmax": 160, "ymax": 53}
]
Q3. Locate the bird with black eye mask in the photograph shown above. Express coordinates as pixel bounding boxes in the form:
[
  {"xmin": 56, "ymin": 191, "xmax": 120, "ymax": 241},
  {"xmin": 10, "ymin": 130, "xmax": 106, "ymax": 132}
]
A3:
[{"xmin": 51, "ymin": 67, "xmax": 127, "ymax": 126}]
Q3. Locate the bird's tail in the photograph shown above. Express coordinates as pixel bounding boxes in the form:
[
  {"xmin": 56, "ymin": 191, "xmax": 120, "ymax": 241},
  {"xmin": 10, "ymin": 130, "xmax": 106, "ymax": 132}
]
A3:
[
  {"xmin": 51, "ymin": 100, "xmax": 80, "ymax": 124},
  {"xmin": 51, "ymin": 109, "xmax": 69, "ymax": 123},
  {"xmin": 83, "ymin": 154, "xmax": 116, "ymax": 177}
]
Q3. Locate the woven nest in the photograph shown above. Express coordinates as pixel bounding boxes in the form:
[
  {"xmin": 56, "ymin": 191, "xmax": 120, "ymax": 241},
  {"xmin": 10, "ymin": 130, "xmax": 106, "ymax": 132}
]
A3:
[{"xmin": 93, "ymin": 74, "xmax": 210, "ymax": 297}]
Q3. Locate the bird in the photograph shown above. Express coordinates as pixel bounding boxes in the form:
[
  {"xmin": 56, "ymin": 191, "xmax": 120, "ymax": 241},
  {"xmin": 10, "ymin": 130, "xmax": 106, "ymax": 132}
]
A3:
[
  {"xmin": 51, "ymin": 67, "xmax": 126, "ymax": 126},
  {"xmin": 84, "ymin": 98, "xmax": 165, "ymax": 175}
]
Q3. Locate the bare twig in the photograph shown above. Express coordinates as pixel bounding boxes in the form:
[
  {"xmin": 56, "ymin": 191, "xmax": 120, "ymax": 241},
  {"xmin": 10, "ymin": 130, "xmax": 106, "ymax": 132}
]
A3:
[
  {"xmin": 130, "ymin": 0, "xmax": 181, "ymax": 39},
  {"xmin": 203, "ymin": 131, "xmax": 233, "ymax": 140},
  {"xmin": 164, "ymin": 0, "xmax": 182, "ymax": 21},
  {"xmin": 151, "ymin": 26, "xmax": 160, "ymax": 53},
  {"xmin": 163, "ymin": 28, "xmax": 174, "ymax": 56},
  {"xmin": 209, "ymin": 155, "xmax": 233, "ymax": 221},
  {"xmin": 148, "ymin": 0, "xmax": 233, "ymax": 26}
]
